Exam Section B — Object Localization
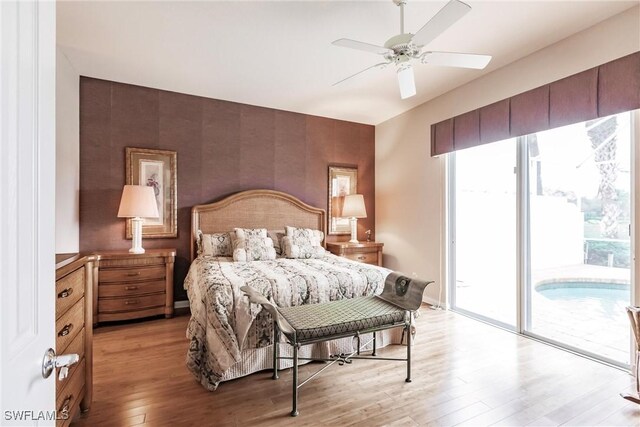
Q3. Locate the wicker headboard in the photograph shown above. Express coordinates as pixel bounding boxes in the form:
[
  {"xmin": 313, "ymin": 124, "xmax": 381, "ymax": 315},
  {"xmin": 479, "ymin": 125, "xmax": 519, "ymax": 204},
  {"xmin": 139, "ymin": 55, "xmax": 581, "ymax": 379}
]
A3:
[{"xmin": 191, "ymin": 189, "xmax": 327, "ymax": 260}]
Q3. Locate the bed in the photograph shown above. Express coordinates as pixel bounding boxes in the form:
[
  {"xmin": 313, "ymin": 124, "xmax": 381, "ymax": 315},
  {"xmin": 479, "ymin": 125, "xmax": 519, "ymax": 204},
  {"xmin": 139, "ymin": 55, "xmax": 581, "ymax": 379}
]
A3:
[{"xmin": 184, "ymin": 189, "xmax": 402, "ymax": 391}]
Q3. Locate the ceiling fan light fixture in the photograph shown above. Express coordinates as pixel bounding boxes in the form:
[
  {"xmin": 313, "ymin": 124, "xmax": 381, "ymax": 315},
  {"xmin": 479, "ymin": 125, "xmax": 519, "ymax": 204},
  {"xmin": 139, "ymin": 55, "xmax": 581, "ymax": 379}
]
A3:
[{"xmin": 397, "ymin": 66, "xmax": 416, "ymax": 99}]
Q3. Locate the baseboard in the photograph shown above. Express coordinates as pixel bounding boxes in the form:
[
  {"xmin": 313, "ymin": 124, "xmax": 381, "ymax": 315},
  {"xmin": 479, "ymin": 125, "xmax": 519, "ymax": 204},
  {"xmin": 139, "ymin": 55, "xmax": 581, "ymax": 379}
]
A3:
[
  {"xmin": 174, "ymin": 300, "xmax": 189, "ymax": 309},
  {"xmin": 173, "ymin": 300, "xmax": 190, "ymax": 316},
  {"xmin": 423, "ymin": 295, "xmax": 444, "ymax": 309}
]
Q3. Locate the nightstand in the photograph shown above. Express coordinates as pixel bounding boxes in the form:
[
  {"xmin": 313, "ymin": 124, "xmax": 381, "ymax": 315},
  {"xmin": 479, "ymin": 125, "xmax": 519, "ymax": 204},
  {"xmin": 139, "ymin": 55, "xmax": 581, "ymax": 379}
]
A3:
[
  {"xmin": 326, "ymin": 242, "xmax": 383, "ymax": 266},
  {"xmin": 94, "ymin": 249, "xmax": 175, "ymax": 324}
]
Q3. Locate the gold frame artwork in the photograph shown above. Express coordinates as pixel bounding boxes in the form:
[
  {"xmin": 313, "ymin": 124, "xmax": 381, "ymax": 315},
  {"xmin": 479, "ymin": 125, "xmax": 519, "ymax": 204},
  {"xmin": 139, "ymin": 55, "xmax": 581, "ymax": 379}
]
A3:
[
  {"xmin": 328, "ymin": 165, "xmax": 357, "ymax": 235},
  {"xmin": 125, "ymin": 147, "xmax": 177, "ymax": 239}
]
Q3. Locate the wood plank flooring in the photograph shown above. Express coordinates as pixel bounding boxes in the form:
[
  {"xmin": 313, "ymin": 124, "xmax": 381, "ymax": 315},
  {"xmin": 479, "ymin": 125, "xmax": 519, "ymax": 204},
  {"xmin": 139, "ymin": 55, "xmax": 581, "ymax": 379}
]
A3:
[{"xmin": 75, "ymin": 309, "xmax": 640, "ymax": 426}]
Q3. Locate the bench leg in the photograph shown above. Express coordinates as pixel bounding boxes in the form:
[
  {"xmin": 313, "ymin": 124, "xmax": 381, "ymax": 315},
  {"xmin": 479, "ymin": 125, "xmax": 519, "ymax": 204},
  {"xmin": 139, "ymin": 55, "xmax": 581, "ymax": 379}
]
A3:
[
  {"xmin": 372, "ymin": 332, "xmax": 377, "ymax": 356},
  {"xmin": 272, "ymin": 322, "xmax": 280, "ymax": 380},
  {"xmin": 291, "ymin": 343, "xmax": 299, "ymax": 417},
  {"xmin": 406, "ymin": 314, "xmax": 412, "ymax": 383}
]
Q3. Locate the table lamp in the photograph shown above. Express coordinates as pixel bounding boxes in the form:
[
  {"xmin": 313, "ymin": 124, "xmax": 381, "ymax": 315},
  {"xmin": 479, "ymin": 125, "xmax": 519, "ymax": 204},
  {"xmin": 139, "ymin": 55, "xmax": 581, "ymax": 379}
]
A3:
[
  {"xmin": 342, "ymin": 194, "xmax": 367, "ymax": 243},
  {"xmin": 117, "ymin": 185, "xmax": 159, "ymax": 254}
]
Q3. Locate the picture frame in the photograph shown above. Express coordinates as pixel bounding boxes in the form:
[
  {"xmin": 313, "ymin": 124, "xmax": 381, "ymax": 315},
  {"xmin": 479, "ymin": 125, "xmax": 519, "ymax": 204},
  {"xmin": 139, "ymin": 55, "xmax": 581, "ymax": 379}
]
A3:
[
  {"xmin": 328, "ymin": 165, "xmax": 358, "ymax": 235},
  {"xmin": 125, "ymin": 147, "xmax": 177, "ymax": 238}
]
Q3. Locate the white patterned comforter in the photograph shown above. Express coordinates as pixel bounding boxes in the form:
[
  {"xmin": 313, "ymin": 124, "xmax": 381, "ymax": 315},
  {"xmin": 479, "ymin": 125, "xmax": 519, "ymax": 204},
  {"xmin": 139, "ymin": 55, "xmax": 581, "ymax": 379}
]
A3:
[{"xmin": 184, "ymin": 253, "xmax": 391, "ymax": 390}]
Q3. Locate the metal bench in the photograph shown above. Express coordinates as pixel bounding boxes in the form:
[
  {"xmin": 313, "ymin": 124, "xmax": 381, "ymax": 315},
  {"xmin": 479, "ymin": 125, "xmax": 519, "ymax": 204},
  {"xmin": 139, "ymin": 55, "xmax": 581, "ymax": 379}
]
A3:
[{"xmin": 241, "ymin": 272, "xmax": 433, "ymax": 416}]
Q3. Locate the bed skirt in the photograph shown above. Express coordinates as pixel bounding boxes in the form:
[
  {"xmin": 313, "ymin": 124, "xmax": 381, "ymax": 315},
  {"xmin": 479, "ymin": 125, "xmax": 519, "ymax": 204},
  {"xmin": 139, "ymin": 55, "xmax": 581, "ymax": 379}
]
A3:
[{"xmin": 219, "ymin": 327, "xmax": 405, "ymax": 382}]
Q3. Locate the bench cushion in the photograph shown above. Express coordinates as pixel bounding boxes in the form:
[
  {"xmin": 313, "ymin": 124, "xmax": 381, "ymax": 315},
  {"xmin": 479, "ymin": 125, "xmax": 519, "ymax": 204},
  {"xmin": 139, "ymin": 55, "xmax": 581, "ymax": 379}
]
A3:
[{"xmin": 278, "ymin": 296, "xmax": 406, "ymax": 342}]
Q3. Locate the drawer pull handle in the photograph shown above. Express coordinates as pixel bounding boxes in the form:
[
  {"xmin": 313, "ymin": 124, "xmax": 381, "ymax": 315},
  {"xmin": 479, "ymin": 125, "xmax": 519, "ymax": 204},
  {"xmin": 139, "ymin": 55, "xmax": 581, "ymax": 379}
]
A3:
[
  {"xmin": 125, "ymin": 286, "xmax": 139, "ymax": 291},
  {"xmin": 127, "ymin": 272, "xmax": 141, "ymax": 277},
  {"xmin": 125, "ymin": 299, "xmax": 140, "ymax": 305},
  {"xmin": 59, "ymin": 394, "xmax": 73, "ymax": 419},
  {"xmin": 58, "ymin": 324, "xmax": 74, "ymax": 337},
  {"xmin": 357, "ymin": 256, "xmax": 366, "ymax": 260},
  {"xmin": 57, "ymin": 288, "xmax": 74, "ymax": 299}
]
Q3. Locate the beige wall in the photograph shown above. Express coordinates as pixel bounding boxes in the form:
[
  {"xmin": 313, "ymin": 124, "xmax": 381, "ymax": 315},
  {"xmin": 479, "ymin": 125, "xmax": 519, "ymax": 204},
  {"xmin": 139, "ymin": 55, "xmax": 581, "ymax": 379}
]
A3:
[
  {"xmin": 56, "ymin": 47, "xmax": 80, "ymax": 253},
  {"xmin": 375, "ymin": 7, "xmax": 640, "ymax": 306}
]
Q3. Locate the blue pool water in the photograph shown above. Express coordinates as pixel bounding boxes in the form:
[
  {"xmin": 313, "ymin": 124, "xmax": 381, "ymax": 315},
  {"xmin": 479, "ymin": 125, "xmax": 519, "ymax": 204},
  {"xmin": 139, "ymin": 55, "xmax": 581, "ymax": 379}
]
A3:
[{"xmin": 536, "ymin": 282, "xmax": 629, "ymax": 316}]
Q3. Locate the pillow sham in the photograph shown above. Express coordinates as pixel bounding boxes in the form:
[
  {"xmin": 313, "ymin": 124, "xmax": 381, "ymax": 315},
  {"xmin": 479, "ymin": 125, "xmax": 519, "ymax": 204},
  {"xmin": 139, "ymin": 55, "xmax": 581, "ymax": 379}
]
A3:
[
  {"xmin": 285, "ymin": 226, "xmax": 324, "ymax": 247},
  {"xmin": 197, "ymin": 231, "xmax": 233, "ymax": 257},
  {"xmin": 283, "ymin": 227, "xmax": 326, "ymax": 259},
  {"xmin": 234, "ymin": 228, "xmax": 268, "ymax": 241},
  {"xmin": 281, "ymin": 235, "xmax": 325, "ymax": 259},
  {"xmin": 232, "ymin": 236, "xmax": 277, "ymax": 262}
]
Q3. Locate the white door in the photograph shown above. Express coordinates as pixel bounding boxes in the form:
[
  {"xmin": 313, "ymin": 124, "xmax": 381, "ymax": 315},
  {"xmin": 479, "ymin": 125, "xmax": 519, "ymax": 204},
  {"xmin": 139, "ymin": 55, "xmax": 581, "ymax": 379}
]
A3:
[{"xmin": 1, "ymin": 1, "xmax": 57, "ymax": 425}]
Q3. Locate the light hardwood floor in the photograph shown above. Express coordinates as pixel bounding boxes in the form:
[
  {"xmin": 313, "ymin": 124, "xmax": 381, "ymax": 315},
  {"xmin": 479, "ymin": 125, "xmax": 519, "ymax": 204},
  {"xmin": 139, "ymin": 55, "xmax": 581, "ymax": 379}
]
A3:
[{"xmin": 76, "ymin": 309, "xmax": 640, "ymax": 426}]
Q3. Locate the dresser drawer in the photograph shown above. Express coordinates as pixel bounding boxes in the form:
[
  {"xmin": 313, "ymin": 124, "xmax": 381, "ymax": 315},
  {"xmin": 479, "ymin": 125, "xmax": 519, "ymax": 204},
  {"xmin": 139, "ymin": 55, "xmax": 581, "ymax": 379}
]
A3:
[
  {"xmin": 99, "ymin": 265, "xmax": 165, "ymax": 283},
  {"xmin": 56, "ymin": 298, "xmax": 84, "ymax": 351},
  {"xmin": 56, "ymin": 358, "xmax": 86, "ymax": 427},
  {"xmin": 343, "ymin": 251, "xmax": 378, "ymax": 264},
  {"xmin": 99, "ymin": 280, "xmax": 166, "ymax": 298},
  {"xmin": 56, "ymin": 329, "xmax": 84, "ymax": 394},
  {"xmin": 99, "ymin": 293, "xmax": 166, "ymax": 313},
  {"xmin": 56, "ymin": 267, "xmax": 85, "ymax": 318}
]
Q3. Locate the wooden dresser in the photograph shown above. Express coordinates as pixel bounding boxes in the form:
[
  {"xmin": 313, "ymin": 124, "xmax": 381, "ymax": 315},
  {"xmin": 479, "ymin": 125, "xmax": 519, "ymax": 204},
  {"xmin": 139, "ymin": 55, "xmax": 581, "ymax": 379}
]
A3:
[
  {"xmin": 55, "ymin": 254, "xmax": 96, "ymax": 426},
  {"xmin": 95, "ymin": 249, "xmax": 176, "ymax": 324},
  {"xmin": 326, "ymin": 242, "xmax": 384, "ymax": 266}
]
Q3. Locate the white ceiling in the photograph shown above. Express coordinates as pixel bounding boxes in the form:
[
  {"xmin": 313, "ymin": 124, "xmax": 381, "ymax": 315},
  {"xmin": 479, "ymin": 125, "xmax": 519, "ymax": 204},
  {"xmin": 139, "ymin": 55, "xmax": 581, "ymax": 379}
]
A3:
[{"xmin": 57, "ymin": 1, "xmax": 638, "ymax": 125}]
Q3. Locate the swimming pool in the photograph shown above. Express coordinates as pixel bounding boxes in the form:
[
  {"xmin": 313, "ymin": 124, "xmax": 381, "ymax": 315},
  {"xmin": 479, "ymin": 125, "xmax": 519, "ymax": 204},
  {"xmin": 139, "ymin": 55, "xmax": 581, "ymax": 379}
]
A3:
[{"xmin": 536, "ymin": 281, "xmax": 629, "ymax": 316}]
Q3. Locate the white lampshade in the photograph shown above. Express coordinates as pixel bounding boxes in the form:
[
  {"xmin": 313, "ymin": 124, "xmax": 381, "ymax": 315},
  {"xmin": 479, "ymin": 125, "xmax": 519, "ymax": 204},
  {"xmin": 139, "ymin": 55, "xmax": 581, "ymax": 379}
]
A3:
[
  {"xmin": 117, "ymin": 185, "xmax": 159, "ymax": 219},
  {"xmin": 341, "ymin": 194, "xmax": 367, "ymax": 218}
]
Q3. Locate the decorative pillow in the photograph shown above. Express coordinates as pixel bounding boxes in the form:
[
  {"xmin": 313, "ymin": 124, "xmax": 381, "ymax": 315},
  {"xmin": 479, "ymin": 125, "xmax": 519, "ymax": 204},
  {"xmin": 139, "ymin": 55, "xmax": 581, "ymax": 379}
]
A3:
[
  {"xmin": 282, "ymin": 236, "xmax": 326, "ymax": 259},
  {"xmin": 267, "ymin": 230, "xmax": 286, "ymax": 255},
  {"xmin": 197, "ymin": 231, "xmax": 233, "ymax": 257},
  {"xmin": 232, "ymin": 237, "xmax": 277, "ymax": 262},
  {"xmin": 234, "ymin": 228, "xmax": 267, "ymax": 241},
  {"xmin": 285, "ymin": 226, "xmax": 323, "ymax": 247}
]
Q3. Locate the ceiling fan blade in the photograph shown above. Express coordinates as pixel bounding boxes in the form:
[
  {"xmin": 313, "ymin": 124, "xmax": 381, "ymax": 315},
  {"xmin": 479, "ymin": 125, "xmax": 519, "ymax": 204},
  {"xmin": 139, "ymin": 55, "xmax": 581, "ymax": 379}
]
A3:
[
  {"xmin": 332, "ymin": 38, "xmax": 393, "ymax": 55},
  {"xmin": 333, "ymin": 62, "xmax": 390, "ymax": 86},
  {"xmin": 411, "ymin": 0, "xmax": 471, "ymax": 47},
  {"xmin": 397, "ymin": 66, "xmax": 416, "ymax": 99},
  {"xmin": 422, "ymin": 51, "xmax": 492, "ymax": 69}
]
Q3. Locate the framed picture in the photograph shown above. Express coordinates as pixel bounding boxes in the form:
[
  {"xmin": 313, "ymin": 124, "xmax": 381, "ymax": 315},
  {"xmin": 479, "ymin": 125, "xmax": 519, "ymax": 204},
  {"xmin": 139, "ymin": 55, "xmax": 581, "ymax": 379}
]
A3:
[
  {"xmin": 125, "ymin": 147, "xmax": 177, "ymax": 238},
  {"xmin": 328, "ymin": 165, "xmax": 357, "ymax": 235}
]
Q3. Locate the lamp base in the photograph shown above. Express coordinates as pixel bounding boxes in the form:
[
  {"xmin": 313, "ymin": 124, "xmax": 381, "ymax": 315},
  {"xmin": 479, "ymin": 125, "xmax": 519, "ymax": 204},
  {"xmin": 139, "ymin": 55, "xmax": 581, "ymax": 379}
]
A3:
[
  {"xmin": 129, "ymin": 217, "xmax": 146, "ymax": 254},
  {"xmin": 349, "ymin": 217, "xmax": 359, "ymax": 244}
]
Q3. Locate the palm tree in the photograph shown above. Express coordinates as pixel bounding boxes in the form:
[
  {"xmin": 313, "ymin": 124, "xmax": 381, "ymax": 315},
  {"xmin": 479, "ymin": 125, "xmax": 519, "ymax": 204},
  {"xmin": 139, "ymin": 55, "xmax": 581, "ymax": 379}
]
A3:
[{"xmin": 586, "ymin": 116, "xmax": 619, "ymax": 239}]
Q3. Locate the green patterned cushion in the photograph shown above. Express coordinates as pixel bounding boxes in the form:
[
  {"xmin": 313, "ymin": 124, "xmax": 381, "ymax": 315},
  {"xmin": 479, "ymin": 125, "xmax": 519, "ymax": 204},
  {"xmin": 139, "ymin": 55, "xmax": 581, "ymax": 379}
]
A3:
[{"xmin": 277, "ymin": 296, "xmax": 406, "ymax": 342}]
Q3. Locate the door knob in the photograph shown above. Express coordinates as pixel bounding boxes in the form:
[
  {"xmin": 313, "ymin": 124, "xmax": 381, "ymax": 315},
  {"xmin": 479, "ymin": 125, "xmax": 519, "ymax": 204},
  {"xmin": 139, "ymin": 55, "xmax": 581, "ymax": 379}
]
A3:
[{"xmin": 42, "ymin": 348, "xmax": 80, "ymax": 380}]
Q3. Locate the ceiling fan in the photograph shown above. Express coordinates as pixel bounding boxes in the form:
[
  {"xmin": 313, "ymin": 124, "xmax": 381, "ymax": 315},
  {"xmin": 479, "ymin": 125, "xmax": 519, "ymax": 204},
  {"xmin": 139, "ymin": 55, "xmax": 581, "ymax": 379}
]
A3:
[{"xmin": 332, "ymin": 0, "xmax": 492, "ymax": 99}]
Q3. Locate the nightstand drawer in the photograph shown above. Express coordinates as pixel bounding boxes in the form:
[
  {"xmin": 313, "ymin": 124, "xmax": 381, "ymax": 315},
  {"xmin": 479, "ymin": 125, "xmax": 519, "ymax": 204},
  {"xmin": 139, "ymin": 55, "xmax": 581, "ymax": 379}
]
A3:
[
  {"xmin": 99, "ymin": 280, "xmax": 166, "ymax": 298},
  {"xmin": 56, "ymin": 267, "xmax": 85, "ymax": 318},
  {"xmin": 99, "ymin": 265, "xmax": 165, "ymax": 283},
  {"xmin": 56, "ymin": 298, "xmax": 84, "ymax": 352},
  {"xmin": 56, "ymin": 358, "xmax": 86, "ymax": 427},
  {"xmin": 99, "ymin": 293, "xmax": 166, "ymax": 313},
  {"xmin": 94, "ymin": 249, "xmax": 175, "ymax": 324},
  {"xmin": 57, "ymin": 330, "xmax": 84, "ymax": 394},
  {"xmin": 343, "ymin": 252, "xmax": 378, "ymax": 264}
]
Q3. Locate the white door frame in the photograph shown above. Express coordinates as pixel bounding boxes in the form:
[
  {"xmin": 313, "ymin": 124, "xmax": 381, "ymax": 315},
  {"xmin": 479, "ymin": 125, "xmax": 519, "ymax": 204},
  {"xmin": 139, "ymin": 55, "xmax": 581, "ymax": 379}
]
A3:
[{"xmin": 1, "ymin": 0, "xmax": 57, "ymax": 424}]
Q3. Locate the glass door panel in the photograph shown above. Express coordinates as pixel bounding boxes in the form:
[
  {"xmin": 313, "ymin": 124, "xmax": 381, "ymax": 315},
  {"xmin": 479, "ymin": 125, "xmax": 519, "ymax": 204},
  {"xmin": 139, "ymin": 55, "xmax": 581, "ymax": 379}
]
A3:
[
  {"xmin": 453, "ymin": 139, "xmax": 517, "ymax": 327},
  {"xmin": 526, "ymin": 112, "xmax": 632, "ymax": 364}
]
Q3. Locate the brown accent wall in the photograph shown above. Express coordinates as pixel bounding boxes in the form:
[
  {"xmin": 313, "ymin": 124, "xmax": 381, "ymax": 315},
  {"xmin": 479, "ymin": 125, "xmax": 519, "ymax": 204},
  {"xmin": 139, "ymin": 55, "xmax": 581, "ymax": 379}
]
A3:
[{"xmin": 79, "ymin": 77, "xmax": 375, "ymax": 301}]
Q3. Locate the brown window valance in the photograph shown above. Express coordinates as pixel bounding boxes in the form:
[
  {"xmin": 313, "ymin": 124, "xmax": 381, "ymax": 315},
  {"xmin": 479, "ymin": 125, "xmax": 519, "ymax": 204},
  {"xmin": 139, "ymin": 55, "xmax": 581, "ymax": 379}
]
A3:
[{"xmin": 431, "ymin": 51, "xmax": 640, "ymax": 156}]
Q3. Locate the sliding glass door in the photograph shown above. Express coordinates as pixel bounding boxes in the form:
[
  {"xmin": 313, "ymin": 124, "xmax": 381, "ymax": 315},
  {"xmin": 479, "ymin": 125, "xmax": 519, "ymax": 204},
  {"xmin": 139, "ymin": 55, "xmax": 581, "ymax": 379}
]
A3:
[
  {"xmin": 451, "ymin": 139, "xmax": 517, "ymax": 328},
  {"xmin": 525, "ymin": 113, "xmax": 632, "ymax": 365},
  {"xmin": 450, "ymin": 111, "xmax": 633, "ymax": 366}
]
